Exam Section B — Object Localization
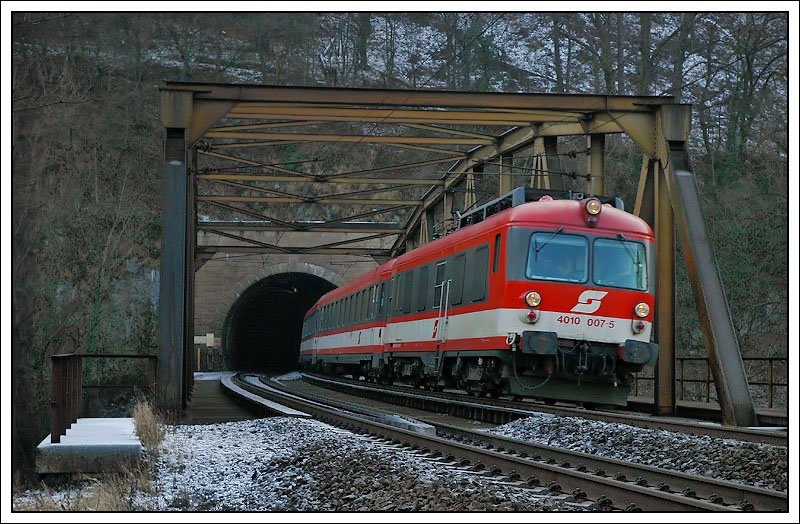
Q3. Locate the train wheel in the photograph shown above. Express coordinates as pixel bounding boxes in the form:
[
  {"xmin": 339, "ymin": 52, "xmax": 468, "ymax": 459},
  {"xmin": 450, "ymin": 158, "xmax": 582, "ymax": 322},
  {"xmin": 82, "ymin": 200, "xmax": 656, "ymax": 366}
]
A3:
[{"xmin": 543, "ymin": 399, "xmax": 556, "ymax": 406}]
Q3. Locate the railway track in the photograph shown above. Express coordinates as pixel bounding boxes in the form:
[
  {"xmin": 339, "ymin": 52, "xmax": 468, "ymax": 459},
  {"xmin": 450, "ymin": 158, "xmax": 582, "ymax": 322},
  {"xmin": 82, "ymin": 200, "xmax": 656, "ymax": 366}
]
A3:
[
  {"xmin": 301, "ymin": 373, "xmax": 788, "ymax": 447},
  {"xmin": 226, "ymin": 373, "xmax": 787, "ymax": 512}
]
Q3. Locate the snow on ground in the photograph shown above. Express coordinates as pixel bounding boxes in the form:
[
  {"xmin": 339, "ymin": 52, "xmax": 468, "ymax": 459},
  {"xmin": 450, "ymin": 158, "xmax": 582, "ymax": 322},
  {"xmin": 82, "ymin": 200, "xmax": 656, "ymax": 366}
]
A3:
[
  {"xmin": 490, "ymin": 414, "xmax": 787, "ymax": 492},
  {"xmin": 147, "ymin": 418, "xmax": 579, "ymax": 511},
  {"xmin": 273, "ymin": 371, "xmax": 302, "ymax": 381},
  {"xmin": 194, "ymin": 371, "xmax": 236, "ymax": 381}
]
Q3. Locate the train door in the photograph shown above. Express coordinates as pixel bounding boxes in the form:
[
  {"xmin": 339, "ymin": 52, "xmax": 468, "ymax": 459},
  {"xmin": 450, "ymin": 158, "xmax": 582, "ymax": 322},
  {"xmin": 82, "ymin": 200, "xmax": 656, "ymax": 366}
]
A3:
[{"xmin": 433, "ymin": 261, "xmax": 451, "ymax": 375}]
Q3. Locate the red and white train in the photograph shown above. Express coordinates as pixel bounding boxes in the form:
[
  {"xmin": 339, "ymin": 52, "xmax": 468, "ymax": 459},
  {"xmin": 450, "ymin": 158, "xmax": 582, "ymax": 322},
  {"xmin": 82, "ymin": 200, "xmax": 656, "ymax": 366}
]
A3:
[{"xmin": 300, "ymin": 187, "xmax": 658, "ymax": 406}]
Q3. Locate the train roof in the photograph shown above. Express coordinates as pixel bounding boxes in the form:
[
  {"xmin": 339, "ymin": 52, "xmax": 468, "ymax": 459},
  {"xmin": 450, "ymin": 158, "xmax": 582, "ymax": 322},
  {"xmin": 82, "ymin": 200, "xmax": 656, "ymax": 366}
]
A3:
[{"xmin": 305, "ymin": 198, "xmax": 653, "ymax": 316}]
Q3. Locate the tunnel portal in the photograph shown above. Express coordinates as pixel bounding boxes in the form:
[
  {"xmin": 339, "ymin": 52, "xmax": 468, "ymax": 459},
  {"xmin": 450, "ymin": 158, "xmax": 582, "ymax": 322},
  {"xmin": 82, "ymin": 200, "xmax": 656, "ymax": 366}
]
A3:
[{"xmin": 223, "ymin": 272, "xmax": 336, "ymax": 372}]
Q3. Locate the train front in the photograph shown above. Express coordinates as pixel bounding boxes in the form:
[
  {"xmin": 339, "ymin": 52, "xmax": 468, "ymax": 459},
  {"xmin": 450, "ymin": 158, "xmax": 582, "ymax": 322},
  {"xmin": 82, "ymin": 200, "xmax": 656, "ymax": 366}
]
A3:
[{"xmin": 502, "ymin": 197, "xmax": 658, "ymax": 406}]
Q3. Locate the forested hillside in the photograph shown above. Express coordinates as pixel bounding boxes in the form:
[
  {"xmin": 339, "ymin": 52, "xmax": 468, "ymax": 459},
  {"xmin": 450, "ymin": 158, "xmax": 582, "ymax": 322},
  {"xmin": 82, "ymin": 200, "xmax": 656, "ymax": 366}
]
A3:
[{"xmin": 11, "ymin": 12, "xmax": 787, "ymax": 476}]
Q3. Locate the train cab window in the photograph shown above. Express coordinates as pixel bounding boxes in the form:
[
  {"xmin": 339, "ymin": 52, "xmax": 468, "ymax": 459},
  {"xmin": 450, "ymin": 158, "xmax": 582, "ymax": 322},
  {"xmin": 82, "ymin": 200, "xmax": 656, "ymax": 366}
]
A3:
[
  {"xmin": 433, "ymin": 261, "xmax": 446, "ymax": 309},
  {"xmin": 526, "ymin": 232, "xmax": 588, "ymax": 283},
  {"xmin": 471, "ymin": 245, "xmax": 489, "ymax": 302},
  {"xmin": 450, "ymin": 253, "xmax": 465, "ymax": 306},
  {"xmin": 493, "ymin": 233, "xmax": 501, "ymax": 273},
  {"xmin": 416, "ymin": 266, "xmax": 428, "ymax": 311},
  {"xmin": 594, "ymin": 238, "xmax": 648, "ymax": 291}
]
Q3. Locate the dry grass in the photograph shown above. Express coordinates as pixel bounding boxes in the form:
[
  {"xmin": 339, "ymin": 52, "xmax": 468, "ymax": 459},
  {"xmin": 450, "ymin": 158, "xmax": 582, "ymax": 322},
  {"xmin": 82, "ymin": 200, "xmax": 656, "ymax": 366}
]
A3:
[
  {"xmin": 132, "ymin": 399, "xmax": 165, "ymax": 454},
  {"xmin": 14, "ymin": 467, "xmax": 155, "ymax": 511}
]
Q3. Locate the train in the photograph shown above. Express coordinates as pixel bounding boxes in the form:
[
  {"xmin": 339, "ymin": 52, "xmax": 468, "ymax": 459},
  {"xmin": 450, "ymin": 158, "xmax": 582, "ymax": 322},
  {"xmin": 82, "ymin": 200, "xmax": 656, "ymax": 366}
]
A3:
[{"xmin": 299, "ymin": 187, "xmax": 658, "ymax": 406}]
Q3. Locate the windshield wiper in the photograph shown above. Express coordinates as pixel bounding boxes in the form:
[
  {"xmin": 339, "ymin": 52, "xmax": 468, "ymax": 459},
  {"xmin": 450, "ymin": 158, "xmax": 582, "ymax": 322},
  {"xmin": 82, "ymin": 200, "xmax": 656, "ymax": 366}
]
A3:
[
  {"xmin": 535, "ymin": 227, "xmax": 564, "ymax": 258},
  {"xmin": 616, "ymin": 233, "xmax": 639, "ymax": 264}
]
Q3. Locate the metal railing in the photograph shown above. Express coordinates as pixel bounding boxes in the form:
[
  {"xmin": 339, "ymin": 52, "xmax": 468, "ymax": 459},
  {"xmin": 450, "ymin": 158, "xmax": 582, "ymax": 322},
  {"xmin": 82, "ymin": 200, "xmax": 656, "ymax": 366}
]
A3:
[
  {"xmin": 632, "ymin": 356, "xmax": 787, "ymax": 409},
  {"xmin": 50, "ymin": 353, "xmax": 158, "ymax": 444}
]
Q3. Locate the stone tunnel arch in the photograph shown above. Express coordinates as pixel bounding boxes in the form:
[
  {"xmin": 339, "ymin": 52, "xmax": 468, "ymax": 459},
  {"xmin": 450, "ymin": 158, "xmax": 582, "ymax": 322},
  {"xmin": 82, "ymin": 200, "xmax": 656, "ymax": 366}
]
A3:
[{"xmin": 215, "ymin": 262, "xmax": 343, "ymax": 372}]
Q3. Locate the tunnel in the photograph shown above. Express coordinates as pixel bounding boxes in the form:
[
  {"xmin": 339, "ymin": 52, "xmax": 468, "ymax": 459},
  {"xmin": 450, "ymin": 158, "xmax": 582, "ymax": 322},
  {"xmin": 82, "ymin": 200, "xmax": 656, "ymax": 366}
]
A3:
[{"xmin": 223, "ymin": 272, "xmax": 336, "ymax": 372}]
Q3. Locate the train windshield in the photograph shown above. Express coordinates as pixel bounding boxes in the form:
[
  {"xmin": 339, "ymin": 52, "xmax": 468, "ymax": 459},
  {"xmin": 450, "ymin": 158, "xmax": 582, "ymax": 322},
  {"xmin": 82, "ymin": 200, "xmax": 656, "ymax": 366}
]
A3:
[
  {"xmin": 593, "ymin": 238, "xmax": 647, "ymax": 291},
  {"xmin": 526, "ymin": 232, "xmax": 588, "ymax": 282}
]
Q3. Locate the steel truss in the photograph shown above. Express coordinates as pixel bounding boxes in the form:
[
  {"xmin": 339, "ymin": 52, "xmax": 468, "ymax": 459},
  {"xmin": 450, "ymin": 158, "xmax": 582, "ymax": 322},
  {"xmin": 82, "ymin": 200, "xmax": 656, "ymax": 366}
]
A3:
[{"xmin": 159, "ymin": 81, "xmax": 756, "ymax": 426}]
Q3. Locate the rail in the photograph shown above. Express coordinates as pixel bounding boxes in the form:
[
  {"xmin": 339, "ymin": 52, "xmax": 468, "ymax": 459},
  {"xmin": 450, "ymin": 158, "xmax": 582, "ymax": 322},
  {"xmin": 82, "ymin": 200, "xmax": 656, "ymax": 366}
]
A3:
[
  {"xmin": 49, "ymin": 353, "xmax": 158, "ymax": 443},
  {"xmin": 633, "ymin": 356, "xmax": 787, "ymax": 408}
]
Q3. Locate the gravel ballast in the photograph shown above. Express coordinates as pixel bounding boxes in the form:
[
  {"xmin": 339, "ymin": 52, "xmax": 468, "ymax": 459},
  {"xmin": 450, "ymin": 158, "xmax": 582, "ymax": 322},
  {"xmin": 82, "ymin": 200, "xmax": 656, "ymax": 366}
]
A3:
[
  {"xmin": 489, "ymin": 414, "xmax": 787, "ymax": 492},
  {"xmin": 149, "ymin": 417, "xmax": 578, "ymax": 511},
  {"xmin": 15, "ymin": 417, "xmax": 582, "ymax": 511}
]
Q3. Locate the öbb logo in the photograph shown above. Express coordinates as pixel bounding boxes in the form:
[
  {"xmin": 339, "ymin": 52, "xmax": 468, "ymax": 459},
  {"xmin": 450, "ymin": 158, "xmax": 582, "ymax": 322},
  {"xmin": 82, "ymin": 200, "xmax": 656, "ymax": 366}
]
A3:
[{"xmin": 570, "ymin": 290, "xmax": 608, "ymax": 314}]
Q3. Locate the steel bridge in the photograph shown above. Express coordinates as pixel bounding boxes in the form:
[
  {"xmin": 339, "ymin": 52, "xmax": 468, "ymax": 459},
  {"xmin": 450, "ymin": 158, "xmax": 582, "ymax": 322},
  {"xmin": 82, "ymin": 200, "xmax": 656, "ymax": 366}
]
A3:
[{"xmin": 158, "ymin": 81, "xmax": 757, "ymax": 426}]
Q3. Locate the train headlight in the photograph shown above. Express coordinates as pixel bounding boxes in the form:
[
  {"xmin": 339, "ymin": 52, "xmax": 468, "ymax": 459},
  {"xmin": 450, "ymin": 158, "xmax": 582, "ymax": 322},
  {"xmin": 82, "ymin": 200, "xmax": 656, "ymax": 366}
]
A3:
[
  {"xmin": 525, "ymin": 291, "xmax": 542, "ymax": 307},
  {"xmin": 585, "ymin": 198, "xmax": 602, "ymax": 215},
  {"xmin": 634, "ymin": 302, "xmax": 650, "ymax": 318}
]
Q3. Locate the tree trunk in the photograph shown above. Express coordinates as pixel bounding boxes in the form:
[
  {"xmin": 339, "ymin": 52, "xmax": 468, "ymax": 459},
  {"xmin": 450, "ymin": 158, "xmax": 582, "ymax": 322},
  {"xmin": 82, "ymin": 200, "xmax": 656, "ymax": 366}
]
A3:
[
  {"xmin": 638, "ymin": 13, "xmax": 652, "ymax": 95},
  {"xmin": 552, "ymin": 15, "xmax": 564, "ymax": 92},
  {"xmin": 616, "ymin": 13, "xmax": 625, "ymax": 94}
]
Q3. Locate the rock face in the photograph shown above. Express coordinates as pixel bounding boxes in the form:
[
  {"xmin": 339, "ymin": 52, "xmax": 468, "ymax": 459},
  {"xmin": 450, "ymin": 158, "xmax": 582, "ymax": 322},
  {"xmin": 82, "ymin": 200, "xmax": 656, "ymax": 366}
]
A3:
[
  {"xmin": 490, "ymin": 414, "xmax": 788, "ymax": 492},
  {"xmin": 150, "ymin": 418, "xmax": 579, "ymax": 511}
]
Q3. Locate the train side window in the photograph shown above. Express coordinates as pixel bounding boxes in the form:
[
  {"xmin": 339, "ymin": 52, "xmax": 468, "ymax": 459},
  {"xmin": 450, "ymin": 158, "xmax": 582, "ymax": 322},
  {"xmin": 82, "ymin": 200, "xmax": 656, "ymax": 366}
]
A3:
[
  {"xmin": 493, "ymin": 233, "xmax": 501, "ymax": 273},
  {"xmin": 416, "ymin": 265, "xmax": 428, "ymax": 311},
  {"xmin": 450, "ymin": 253, "xmax": 465, "ymax": 306},
  {"xmin": 362, "ymin": 289, "xmax": 369, "ymax": 321},
  {"xmin": 394, "ymin": 275, "xmax": 402, "ymax": 312},
  {"xmin": 403, "ymin": 270, "xmax": 414, "ymax": 314},
  {"xmin": 378, "ymin": 282, "xmax": 386, "ymax": 315},
  {"xmin": 433, "ymin": 261, "xmax": 446, "ymax": 309},
  {"xmin": 367, "ymin": 286, "xmax": 374, "ymax": 321},
  {"xmin": 346, "ymin": 295, "xmax": 352, "ymax": 326},
  {"xmin": 471, "ymin": 245, "xmax": 489, "ymax": 302}
]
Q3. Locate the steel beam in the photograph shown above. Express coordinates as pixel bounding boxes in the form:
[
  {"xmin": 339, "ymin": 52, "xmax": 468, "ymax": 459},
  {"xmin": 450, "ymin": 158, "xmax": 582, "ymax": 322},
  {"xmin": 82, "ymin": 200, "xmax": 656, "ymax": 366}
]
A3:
[
  {"xmin": 663, "ymin": 148, "xmax": 757, "ymax": 427},
  {"xmin": 196, "ymin": 245, "xmax": 392, "ymax": 256},
  {"xmin": 198, "ymin": 150, "xmax": 316, "ymax": 179},
  {"xmin": 198, "ymin": 222, "xmax": 402, "ymax": 234},
  {"xmin": 654, "ymin": 158, "xmax": 676, "ymax": 416},
  {"xmin": 543, "ymin": 136, "xmax": 562, "ymax": 190},
  {"xmin": 166, "ymin": 81, "xmax": 672, "ymax": 111},
  {"xmin": 323, "ymin": 156, "xmax": 465, "ymax": 179},
  {"xmin": 442, "ymin": 190, "xmax": 454, "ymax": 234},
  {"xmin": 202, "ymin": 229, "xmax": 291, "ymax": 253},
  {"xmin": 158, "ymin": 135, "xmax": 187, "ymax": 411},
  {"xmin": 226, "ymin": 112, "xmax": 535, "ymax": 126},
  {"xmin": 198, "ymin": 173, "xmax": 445, "ymax": 186},
  {"xmin": 634, "ymin": 156, "xmax": 656, "ymax": 227},
  {"xmin": 206, "ymin": 131, "xmax": 493, "ymax": 145},
  {"xmin": 200, "ymin": 200, "xmax": 306, "ymax": 230},
  {"xmin": 228, "ymin": 105, "xmax": 585, "ymax": 122},
  {"xmin": 209, "ymin": 120, "xmax": 326, "ymax": 131},
  {"xmin": 587, "ymin": 134, "xmax": 605, "ymax": 195},
  {"xmin": 197, "ymin": 195, "xmax": 421, "ymax": 206},
  {"xmin": 499, "ymin": 154, "xmax": 513, "ymax": 195}
]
